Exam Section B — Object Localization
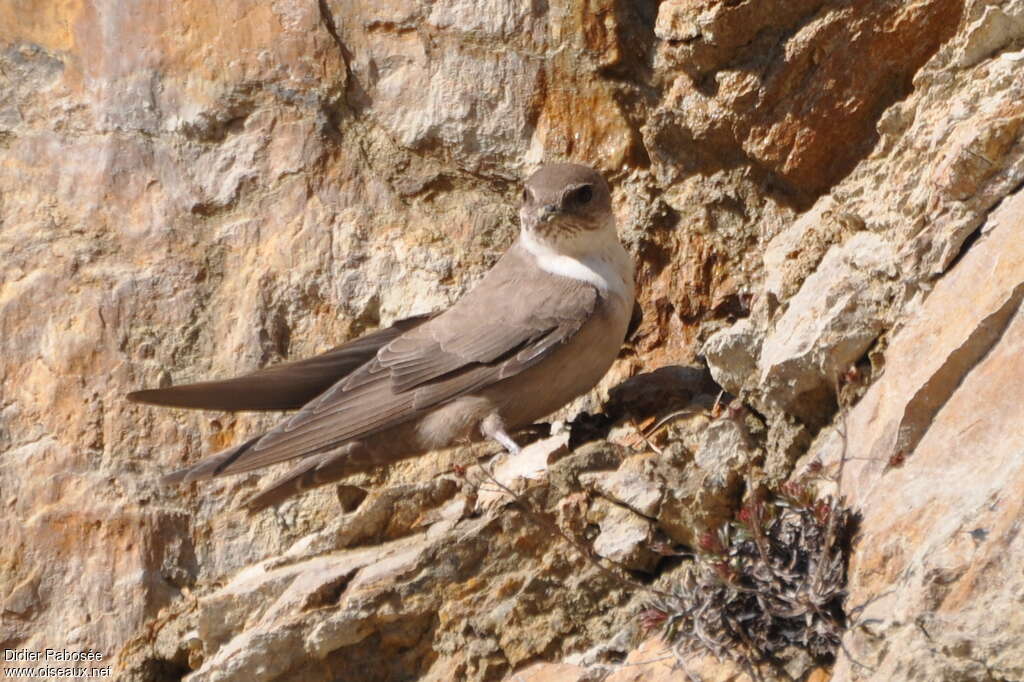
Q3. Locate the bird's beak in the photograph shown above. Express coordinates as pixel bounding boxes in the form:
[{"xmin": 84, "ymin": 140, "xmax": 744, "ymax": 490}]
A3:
[{"xmin": 540, "ymin": 204, "xmax": 559, "ymax": 222}]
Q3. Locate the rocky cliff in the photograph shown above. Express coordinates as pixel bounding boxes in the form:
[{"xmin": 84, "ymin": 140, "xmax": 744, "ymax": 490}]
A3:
[{"xmin": 2, "ymin": 0, "xmax": 1023, "ymax": 680}]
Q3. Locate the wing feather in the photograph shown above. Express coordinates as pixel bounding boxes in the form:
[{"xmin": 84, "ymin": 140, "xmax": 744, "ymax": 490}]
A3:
[
  {"xmin": 128, "ymin": 313, "xmax": 432, "ymax": 411},
  {"xmin": 174, "ymin": 246, "xmax": 600, "ymax": 478}
]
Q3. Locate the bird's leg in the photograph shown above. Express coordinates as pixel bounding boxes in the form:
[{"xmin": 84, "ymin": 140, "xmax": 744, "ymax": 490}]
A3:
[
  {"xmin": 493, "ymin": 429, "xmax": 522, "ymax": 455},
  {"xmin": 480, "ymin": 413, "xmax": 521, "ymax": 455}
]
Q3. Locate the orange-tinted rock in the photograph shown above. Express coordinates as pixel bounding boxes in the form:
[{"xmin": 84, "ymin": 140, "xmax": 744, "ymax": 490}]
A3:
[
  {"xmin": 652, "ymin": 0, "xmax": 964, "ymax": 199},
  {"xmin": 3, "ymin": 0, "xmax": 1023, "ymax": 680},
  {"xmin": 810, "ymin": 190, "xmax": 1024, "ymax": 681}
]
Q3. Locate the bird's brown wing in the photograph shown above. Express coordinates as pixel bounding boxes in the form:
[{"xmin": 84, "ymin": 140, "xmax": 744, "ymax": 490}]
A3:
[
  {"xmin": 195, "ymin": 246, "xmax": 599, "ymax": 478},
  {"xmin": 128, "ymin": 314, "xmax": 434, "ymax": 412}
]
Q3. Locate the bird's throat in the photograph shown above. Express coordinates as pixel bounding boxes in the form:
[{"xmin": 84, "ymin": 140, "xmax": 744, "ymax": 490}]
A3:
[{"xmin": 519, "ymin": 228, "xmax": 634, "ymax": 302}]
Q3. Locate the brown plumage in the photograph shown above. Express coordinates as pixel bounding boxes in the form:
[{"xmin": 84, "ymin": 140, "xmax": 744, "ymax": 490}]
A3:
[
  {"xmin": 130, "ymin": 163, "xmax": 635, "ymax": 510},
  {"xmin": 128, "ymin": 314, "xmax": 433, "ymax": 412}
]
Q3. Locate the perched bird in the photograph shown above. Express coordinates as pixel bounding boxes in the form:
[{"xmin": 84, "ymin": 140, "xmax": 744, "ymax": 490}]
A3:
[{"xmin": 129, "ymin": 163, "xmax": 635, "ymax": 510}]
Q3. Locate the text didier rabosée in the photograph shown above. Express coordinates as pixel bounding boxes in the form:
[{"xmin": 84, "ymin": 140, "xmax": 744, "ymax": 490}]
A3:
[{"xmin": 4, "ymin": 649, "xmax": 105, "ymax": 662}]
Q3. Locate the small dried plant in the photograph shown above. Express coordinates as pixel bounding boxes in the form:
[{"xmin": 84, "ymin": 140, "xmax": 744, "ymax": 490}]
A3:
[{"xmin": 642, "ymin": 479, "xmax": 855, "ymax": 673}]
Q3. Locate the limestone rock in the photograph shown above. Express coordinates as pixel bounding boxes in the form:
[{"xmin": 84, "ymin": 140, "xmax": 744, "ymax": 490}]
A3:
[
  {"xmin": 3, "ymin": 0, "xmax": 1024, "ymax": 680},
  {"xmin": 651, "ymin": 0, "xmax": 963, "ymax": 197},
  {"xmin": 588, "ymin": 499, "xmax": 658, "ymax": 573},
  {"xmin": 652, "ymin": 418, "xmax": 755, "ymax": 548},
  {"xmin": 474, "ymin": 434, "xmax": 569, "ymax": 513},
  {"xmin": 580, "ymin": 461, "xmax": 663, "ymax": 519},
  {"xmin": 756, "ymin": 232, "xmax": 897, "ymax": 422},
  {"xmin": 703, "ymin": 318, "xmax": 759, "ymax": 397},
  {"xmin": 810, "ymin": 189, "xmax": 1024, "ymax": 681},
  {"xmin": 761, "ymin": 197, "xmax": 866, "ymax": 307}
]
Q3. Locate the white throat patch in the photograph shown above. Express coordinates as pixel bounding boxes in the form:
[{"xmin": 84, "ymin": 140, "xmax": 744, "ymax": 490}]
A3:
[{"xmin": 520, "ymin": 229, "xmax": 633, "ymax": 301}]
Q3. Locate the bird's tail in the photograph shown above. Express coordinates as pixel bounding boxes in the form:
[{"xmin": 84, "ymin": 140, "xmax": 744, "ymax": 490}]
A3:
[
  {"xmin": 162, "ymin": 435, "xmax": 264, "ymax": 485},
  {"xmin": 241, "ymin": 448, "xmax": 362, "ymax": 512}
]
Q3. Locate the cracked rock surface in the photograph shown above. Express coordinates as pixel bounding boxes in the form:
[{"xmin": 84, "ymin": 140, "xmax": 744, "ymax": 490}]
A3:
[{"xmin": 3, "ymin": 0, "xmax": 1024, "ymax": 680}]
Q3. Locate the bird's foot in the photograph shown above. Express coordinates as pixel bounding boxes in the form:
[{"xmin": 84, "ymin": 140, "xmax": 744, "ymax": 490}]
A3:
[
  {"xmin": 492, "ymin": 428, "xmax": 521, "ymax": 456},
  {"xmin": 481, "ymin": 413, "xmax": 522, "ymax": 455}
]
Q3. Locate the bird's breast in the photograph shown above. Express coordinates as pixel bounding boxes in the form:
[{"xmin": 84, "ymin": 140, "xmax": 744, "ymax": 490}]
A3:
[{"xmin": 483, "ymin": 293, "xmax": 631, "ymax": 428}]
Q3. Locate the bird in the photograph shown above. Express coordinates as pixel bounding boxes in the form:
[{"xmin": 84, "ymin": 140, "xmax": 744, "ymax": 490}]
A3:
[{"xmin": 128, "ymin": 163, "xmax": 636, "ymax": 511}]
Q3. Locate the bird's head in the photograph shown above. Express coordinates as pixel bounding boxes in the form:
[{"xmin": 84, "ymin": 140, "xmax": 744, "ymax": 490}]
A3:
[{"xmin": 519, "ymin": 163, "xmax": 617, "ymax": 258}]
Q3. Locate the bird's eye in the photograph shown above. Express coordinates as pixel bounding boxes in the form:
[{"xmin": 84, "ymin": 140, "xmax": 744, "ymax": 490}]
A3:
[
  {"xmin": 575, "ymin": 185, "xmax": 593, "ymax": 204},
  {"xmin": 522, "ymin": 188, "xmax": 531, "ymax": 203}
]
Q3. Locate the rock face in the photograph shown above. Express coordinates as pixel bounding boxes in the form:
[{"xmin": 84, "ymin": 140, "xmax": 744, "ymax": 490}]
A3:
[{"xmin": 2, "ymin": 0, "xmax": 1023, "ymax": 680}]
